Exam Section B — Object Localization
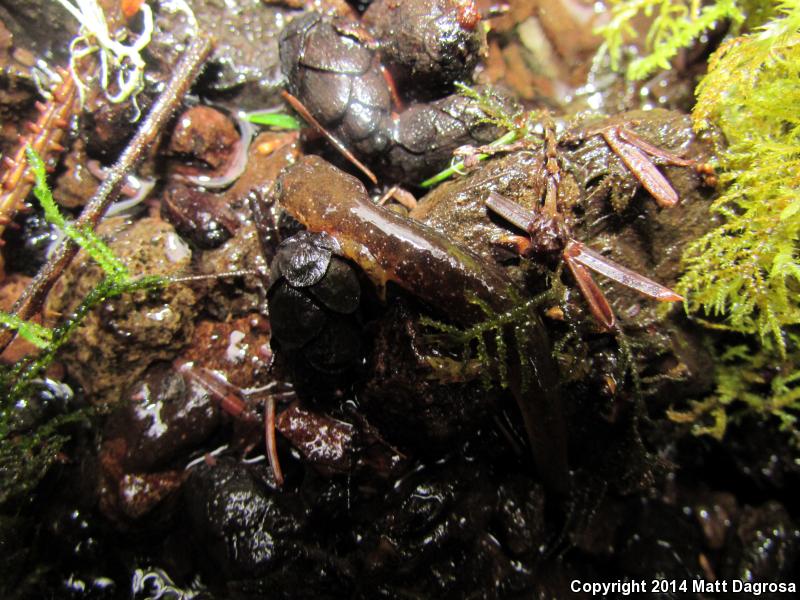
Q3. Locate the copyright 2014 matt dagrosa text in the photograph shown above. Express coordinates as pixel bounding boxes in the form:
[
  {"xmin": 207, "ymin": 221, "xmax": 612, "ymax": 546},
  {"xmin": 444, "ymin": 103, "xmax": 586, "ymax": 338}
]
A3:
[{"xmin": 570, "ymin": 579, "xmax": 797, "ymax": 595}]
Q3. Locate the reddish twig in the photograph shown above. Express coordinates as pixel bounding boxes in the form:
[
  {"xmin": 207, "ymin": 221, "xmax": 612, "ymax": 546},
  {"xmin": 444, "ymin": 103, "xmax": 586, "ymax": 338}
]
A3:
[
  {"xmin": 282, "ymin": 90, "xmax": 378, "ymax": 184},
  {"xmin": 264, "ymin": 394, "xmax": 284, "ymax": 485},
  {"xmin": 0, "ymin": 36, "xmax": 214, "ymax": 354}
]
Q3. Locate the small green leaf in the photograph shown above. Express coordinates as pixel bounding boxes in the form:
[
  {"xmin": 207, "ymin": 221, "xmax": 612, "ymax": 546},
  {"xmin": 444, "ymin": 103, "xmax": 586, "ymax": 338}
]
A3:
[{"xmin": 245, "ymin": 112, "xmax": 302, "ymax": 130}]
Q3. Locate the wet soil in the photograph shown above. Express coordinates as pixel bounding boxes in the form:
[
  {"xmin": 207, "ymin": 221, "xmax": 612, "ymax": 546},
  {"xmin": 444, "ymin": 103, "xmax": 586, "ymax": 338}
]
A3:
[{"xmin": 0, "ymin": 1, "xmax": 797, "ymax": 599}]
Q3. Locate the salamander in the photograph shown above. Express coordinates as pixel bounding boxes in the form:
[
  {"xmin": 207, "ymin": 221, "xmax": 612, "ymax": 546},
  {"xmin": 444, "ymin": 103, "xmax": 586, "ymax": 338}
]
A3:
[{"xmin": 275, "ymin": 155, "xmax": 570, "ymax": 495}]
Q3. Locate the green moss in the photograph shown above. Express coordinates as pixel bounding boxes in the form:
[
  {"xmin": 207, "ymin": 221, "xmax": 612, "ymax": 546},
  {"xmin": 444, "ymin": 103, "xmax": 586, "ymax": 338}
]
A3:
[
  {"xmin": 679, "ymin": 0, "xmax": 800, "ymax": 353},
  {"xmin": 420, "ymin": 288, "xmax": 560, "ymax": 391},
  {"xmin": 454, "ymin": 83, "xmax": 530, "ymax": 134},
  {"xmin": 668, "ymin": 336, "xmax": 800, "ymax": 445},
  {"xmin": 27, "ymin": 146, "xmax": 129, "ymax": 284},
  {"xmin": 598, "ymin": 0, "xmax": 800, "ymax": 440},
  {"xmin": 0, "ymin": 313, "xmax": 52, "ymax": 349},
  {"xmin": 596, "ymin": 0, "xmax": 761, "ymax": 80}
]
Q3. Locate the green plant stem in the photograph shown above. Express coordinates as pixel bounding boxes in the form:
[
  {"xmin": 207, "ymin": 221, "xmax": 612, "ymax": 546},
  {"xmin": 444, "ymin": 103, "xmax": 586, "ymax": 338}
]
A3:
[{"xmin": 420, "ymin": 130, "xmax": 519, "ymax": 188}]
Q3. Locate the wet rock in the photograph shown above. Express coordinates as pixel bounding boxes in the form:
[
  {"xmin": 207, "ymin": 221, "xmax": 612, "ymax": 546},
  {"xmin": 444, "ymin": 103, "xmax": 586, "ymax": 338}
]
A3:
[
  {"xmin": 572, "ymin": 496, "xmax": 626, "ymax": 559},
  {"xmin": 0, "ymin": 0, "xmax": 77, "ymax": 64},
  {"xmin": 167, "ymin": 105, "xmax": 240, "ymax": 173},
  {"xmin": 561, "ymin": 110, "xmax": 716, "ymax": 240},
  {"xmin": 484, "ymin": 0, "xmax": 711, "ymax": 114},
  {"xmin": 1, "ymin": 377, "xmax": 74, "ymax": 434},
  {"xmin": 220, "ymin": 448, "xmax": 556, "ymax": 598},
  {"xmin": 0, "ymin": 274, "xmax": 33, "ymax": 312},
  {"xmin": 228, "ymin": 131, "xmax": 302, "ymax": 212},
  {"xmin": 195, "ymin": 220, "xmax": 267, "ymax": 318},
  {"xmin": 486, "ymin": 0, "xmax": 604, "ymax": 105},
  {"xmin": 113, "ymin": 472, "xmax": 184, "ymax": 521},
  {"xmin": 276, "ymin": 402, "xmax": 356, "ymax": 474},
  {"xmin": 0, "ymin": 273, "xmax": 39, "ymax": 363},
  {"xmin": 721, "ymin": 501, "xmax": 799, "ymax": 584},
  {"xmin": 692, "ymin": 491, "xmax": 738, "ymax": 552},
  {"xmin": 46, "ymin": 505, "xmax": 105, "ymax": 568},
  {"xmin": 616, "ymin": 499, "xmax": 707, "ymax": 588},
  {"xmin": 410, "ymin": 149, "xmax": 548, "ymax": 269},
  {"xmin": 519, "ymin": 6, "xmax": 599, "ymax": 83},
  {"xmin": 131, "ymin": 567, "xmax": 210, "ymax": 600},
  {"xmin": 180, "ymin": 314, "xmax": 272, "ymax": 390},
  {"xmin": 560, "ymin": 112, "xmax": 716, "ymax": 401},
  {"xmin": 363, "ymin": 0, "xmax": 486, "ymax": 97},
  {"xmin": 45, "ymin": 217, "xmax": 199, "ymax": 404},
  {"xmin": 195, "ymin": 131, "xmax": 301, "ymax": 316},
  {"xmin": 185, "ymin": 458, "xmax": 307, "ymax": 579},
  {"xmin": 97, "ymin": 360, "xmax": 222, "ymax": 522},
  {"xmin": 412, "ymin": 109, "xmax": 718, "ymax": 405},
  {"xmin": 103, "ymin": 362, "xmax": 221, "ymax": 474},
  {"xmin": 566, "ymin": 29, "xmax": 722, "ymax": 116},
  {"xmin": 61, "ymin": 575, "xmax": 118, "ymax": 599},
  {"xmin": 1, "ymin": 208, "xmax": 57, "ymax": 276},
  {"xmin": 83, "ymin": 94, "xmax": 153, "ymax": 162},
  {"xmin": 53, "ymin": 140, "xmax": 100, "ymax": 209},
  {"xmin": 162, "ymin": 183, "xmax": 238, "ymax": 249},
  {"xmin": 361, "ymin": 303, "xmax": 501, "ymax": 453},
  {"xmin": 719, "ymin": 417, "xmax": 800, "ymax": 492},
  {"xmin": 0, "ymin": 19, "xmax": 11, "ymax": 55},
  {"xmin": 403, "ymin": 110, "xmax": 719, "ymax": 499},
  {"xmin": 357, "ymin": 456, "xmax": 544, "ymax": 597},
  {"xmin": 149, "ymin": 0, "xmax": 289, "ymax": 109}
]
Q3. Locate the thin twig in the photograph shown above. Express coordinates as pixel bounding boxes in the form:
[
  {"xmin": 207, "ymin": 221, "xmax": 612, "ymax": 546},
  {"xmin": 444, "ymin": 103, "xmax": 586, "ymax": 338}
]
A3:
[
  {"xmin": 281, "ymin": 90, "xmax": 378, "ymax": 184},
  {"xmin": 0, "ymin": 37, "xmax": 214, "ymax": 353},
  {"xmin": 264, "ymin": 394, "xmax": 284, "ymax": 486}
]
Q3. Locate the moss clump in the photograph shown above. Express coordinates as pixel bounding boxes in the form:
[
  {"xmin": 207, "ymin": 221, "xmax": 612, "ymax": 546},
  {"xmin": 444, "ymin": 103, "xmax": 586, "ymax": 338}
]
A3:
[
  {"xmin": 680, "ymin": 0, "xmax": 800, "ymax": 353},
  {"xmin": 595, "ymin": 0, "xmax": 777, "ymax": 80},
  {"xmin": 599, "ymin": 0, "xmax": 800, "ymax": 441},
  {"xmin": 668, "ymin": 336, "xmax": 800, "ymax": 446}
]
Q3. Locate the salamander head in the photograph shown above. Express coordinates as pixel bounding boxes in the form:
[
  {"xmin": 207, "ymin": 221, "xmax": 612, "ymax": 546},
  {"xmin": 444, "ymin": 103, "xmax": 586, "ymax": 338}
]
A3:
[{"xmin": 277, "ymin": 155, "xmax": 366, "ymax": 231}]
